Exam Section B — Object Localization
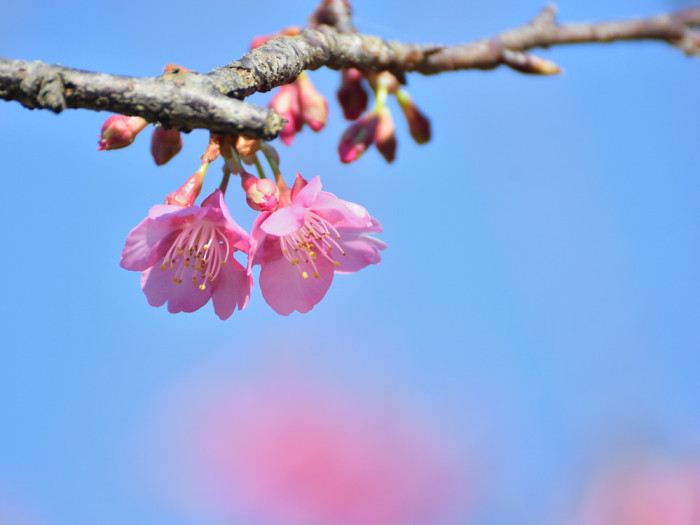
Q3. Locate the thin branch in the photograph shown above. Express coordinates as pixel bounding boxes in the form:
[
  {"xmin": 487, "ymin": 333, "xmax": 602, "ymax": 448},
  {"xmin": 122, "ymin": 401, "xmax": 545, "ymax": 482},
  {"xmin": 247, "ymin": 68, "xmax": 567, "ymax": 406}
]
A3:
[{"xmin": 1, "ymin": 4, "xmax": 699, "ymax": 139}]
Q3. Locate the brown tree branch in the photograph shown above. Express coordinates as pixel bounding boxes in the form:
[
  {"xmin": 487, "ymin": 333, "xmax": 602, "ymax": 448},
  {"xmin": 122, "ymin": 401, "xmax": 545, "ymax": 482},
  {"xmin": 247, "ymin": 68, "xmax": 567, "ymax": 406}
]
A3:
[{"xmin": 1, "ymin": 4, "xmax": 699, "ymax": 139}]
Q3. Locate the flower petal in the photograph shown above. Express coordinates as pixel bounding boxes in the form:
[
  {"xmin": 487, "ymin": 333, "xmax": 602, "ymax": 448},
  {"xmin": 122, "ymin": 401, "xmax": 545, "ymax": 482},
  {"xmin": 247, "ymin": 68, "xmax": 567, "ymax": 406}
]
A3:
[
  {"xmin": 334, "ymin": 232, "xmax": 387, "ymax": 273},
  {"xmin": 141, "ymin": 265, "xmax": 211, "ymax": 314},
  {"xmin": 120, "ymin": 217, "xmax": 179, "ymax": 271},
  {"xmin": 248, "ymin": 212, "xmax": 273, "ymax": 269},
  {"xmin": 211, "ymin": 257, "xmax": 252, "ymax": 320},
  {"xmin": 260, "ymin": 205, "xmax": 307, "ymax": 237},
  {"xmin": 259, "ymin": 256, "xmax": 334, "ymax": 315},
  {"xmin": 291, "ymin": 175, "xmax": 322, "ymax": 207},
  {"xmin": 312, "ymin": 195, "xmax": 377, "ymax": 230},
  {"xmin": 202, "ymin": 190, "xmax": 250, "ymax": 253}
]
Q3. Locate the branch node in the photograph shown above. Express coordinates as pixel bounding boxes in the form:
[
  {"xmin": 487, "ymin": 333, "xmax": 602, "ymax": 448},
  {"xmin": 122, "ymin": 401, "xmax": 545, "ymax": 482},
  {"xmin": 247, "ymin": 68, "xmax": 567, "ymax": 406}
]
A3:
[
  {"xmin": 532, "ymin": 3, "xmax": 559, "ymax": 28},
  {"xmin": 675, "ymin": 28, "xmax": 700, "ymax": 55},
  {"xmin": 18, "ymin": 61, "xmax": 66, "ymax": 112}
]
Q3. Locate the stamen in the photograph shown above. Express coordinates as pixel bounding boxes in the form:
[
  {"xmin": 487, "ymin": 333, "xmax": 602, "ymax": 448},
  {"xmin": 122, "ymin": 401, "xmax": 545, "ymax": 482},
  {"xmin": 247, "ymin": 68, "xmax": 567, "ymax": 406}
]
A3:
[
  {"xmin": 159, "ymin": 219, "xmax": 230, "ymax": 291},
  {"xmin": 279, "ymin": 211, "xmax": 345, "ymax": 281}
]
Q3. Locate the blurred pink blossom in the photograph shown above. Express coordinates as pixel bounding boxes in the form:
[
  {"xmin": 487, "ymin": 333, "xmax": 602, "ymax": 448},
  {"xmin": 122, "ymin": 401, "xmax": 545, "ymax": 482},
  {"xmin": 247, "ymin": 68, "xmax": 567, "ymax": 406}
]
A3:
[
  {"xmin": 576, "ymin": 459, "xmax": 700, "ymax": 525},
  {"xmin": 169, "ymin": 377, "xmax": 468, "ymax": 525}
]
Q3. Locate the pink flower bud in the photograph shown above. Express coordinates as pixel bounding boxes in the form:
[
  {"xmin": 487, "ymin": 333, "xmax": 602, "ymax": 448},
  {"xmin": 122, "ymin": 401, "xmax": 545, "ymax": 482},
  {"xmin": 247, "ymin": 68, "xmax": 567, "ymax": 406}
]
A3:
[
  {"xmin": 297, "ymin": 74, "xmax": 328, "ymax": 132},
  {"xmin": 150, "ymin": 127, "xmax": 183, "ymax": 166},
  {"xmin": 241, "ymin": 172, "xmax": 280, "ymax": 211},
  {"xmin": 337, "ymin": 68, "xmax": 368, "ymax": 121},
  {"xmin": 338, "ymin": 112, "xmax": 379, "ymax": 164},
  {"xmin": 98, "ymin": 115, "xmax": 148, "ymax": 151},
  {"xmin": 165, "ymin": 168, "xmax": 205, "ymax": 207},
  {"xmin": 375, "ymin": 107, "xmax": 397, "ymax": 164},
  {"xmin": 269, "ymin": 84, "xmax": 302, "ymax": 146},
  {"xmin": 396, "ymin": 90, "xmax": 431, "ymax": 145}
]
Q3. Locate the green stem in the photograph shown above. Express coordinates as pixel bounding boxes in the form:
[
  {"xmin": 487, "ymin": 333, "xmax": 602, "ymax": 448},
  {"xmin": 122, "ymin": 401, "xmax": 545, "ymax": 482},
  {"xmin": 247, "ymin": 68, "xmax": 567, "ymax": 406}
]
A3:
[
  {"xmin": 375, "ymin": 83, "xmax": 389, "ymax": 111},
  {"xmin": 253, "ymin": 153, "xmax": 267, "ymax": 179},
  {"xmin": 197, "ymin": 160, "xmax": 210, "ymax": 176},
  {"xmin": 262, "ymin": 150, "xmax": 282, "ymax": 180},
  {"xmin": 219, "ymin": 169, "xmax": 231, "ymax": 195}
]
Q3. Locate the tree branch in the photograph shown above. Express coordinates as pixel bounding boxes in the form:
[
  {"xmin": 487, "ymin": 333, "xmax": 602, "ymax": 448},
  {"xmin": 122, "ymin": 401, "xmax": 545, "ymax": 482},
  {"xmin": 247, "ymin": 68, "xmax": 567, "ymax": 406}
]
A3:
[
  {"xmin": 1, "ymin": 4, "xmax": 698, "ymax": 139},
  {"xmin": 0, "ymin": 59, "xmax": 286, "ymax": 140}
]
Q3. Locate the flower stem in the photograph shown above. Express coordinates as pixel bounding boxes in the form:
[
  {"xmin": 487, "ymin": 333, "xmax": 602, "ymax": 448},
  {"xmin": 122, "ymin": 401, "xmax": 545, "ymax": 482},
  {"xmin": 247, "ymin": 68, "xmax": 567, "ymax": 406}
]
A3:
[
  {"xmin": 253, "ymin": 153, "xmax": 267, "ymax": 179},
  {"xmin": 219, "ymin": 169, "xmax": 231, "ymax": 195},
  {"xmin": 263, "ymin": 149, "xmax": 282, "ymax": 180},
  {"xmin": 197, "ymin": 161, "xmax": 210, "ymax": 176},
  {"xmin": 374, "ymin": 83, "xmax": 389, "ymax": 111}
]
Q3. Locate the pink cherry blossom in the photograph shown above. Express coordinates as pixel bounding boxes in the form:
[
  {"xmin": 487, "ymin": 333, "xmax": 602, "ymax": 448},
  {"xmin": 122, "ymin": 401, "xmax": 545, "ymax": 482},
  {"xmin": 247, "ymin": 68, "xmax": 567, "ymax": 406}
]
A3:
[
  {"xmin": 248, "ymin": 174, "xmax": 386, "ymax": 315},
  {"xmin": 120, "ymin": 190, "xmax": 251, "ymax": 319}
]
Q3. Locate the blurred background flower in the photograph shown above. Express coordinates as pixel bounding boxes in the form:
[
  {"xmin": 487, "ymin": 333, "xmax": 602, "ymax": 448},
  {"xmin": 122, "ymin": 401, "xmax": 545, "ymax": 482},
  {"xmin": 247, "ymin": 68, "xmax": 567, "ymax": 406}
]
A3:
[
  {"xmin": 574, "ymin": 456, "xmax": 700, "ymax": 525},
  {"xmin": 144, "ymin": 367, "xmax": 471, "ymax": 525}
]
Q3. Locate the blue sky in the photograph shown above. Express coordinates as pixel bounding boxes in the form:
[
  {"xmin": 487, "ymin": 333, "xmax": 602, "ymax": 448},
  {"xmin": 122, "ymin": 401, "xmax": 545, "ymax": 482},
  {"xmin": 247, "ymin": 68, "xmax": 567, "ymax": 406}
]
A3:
[{"xmin": 1, "ymin": 1, "xmax": 699, "ymax": 524}]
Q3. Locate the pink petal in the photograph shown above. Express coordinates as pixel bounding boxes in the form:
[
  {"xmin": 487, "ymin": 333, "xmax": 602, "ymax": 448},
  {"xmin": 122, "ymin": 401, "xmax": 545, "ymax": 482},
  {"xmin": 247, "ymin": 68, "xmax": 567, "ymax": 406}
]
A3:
[
  {"xmin": 334, "ymin": 232, "xmax": 387, "ymax": 274},
  {"xmin": 292, "ymin": 175, "xmax": 323, "ymax": 208},
  {"xmin": 260, "ymin": 205, "xmax": 307, "ymax": 237},
  {"xmin": 201, "ymin": 190, "xmax": 250, "ymax": 253},
  {"xmin": 141, "ymin": 265, "xmax": 211, "ymax": 314},
  {"xmin": 120, "ymin": 217, "xmax": 179, "ymax": 271},
  {"xmin": 247, "ymin": 212, "xmax": 274, "ymax": 269},
  {"xmin": 312, "ymin": 195, "xmax": 377, "ymax": 230},
  {"xmin": 211, "ymin": 258, "xmax": 252, "ymax": 320},
  {"xmin": 259, "ymin": 257, "xmax": 334, "ymax": 315},
  {"xmin": 148, "ymin": 204, "xmax": 183, "ymax": 219}
]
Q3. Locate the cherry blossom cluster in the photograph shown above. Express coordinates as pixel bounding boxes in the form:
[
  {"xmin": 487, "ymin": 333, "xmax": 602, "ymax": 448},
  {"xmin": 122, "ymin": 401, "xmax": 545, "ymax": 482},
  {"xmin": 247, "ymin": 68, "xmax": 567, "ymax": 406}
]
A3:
[
  {"xmin": 103, "ymin": 124, "xmax": 385, "ymax": 319},
  {"xmin": 99, "ymin": 28, "xmax": 434, "ymax": 319}
]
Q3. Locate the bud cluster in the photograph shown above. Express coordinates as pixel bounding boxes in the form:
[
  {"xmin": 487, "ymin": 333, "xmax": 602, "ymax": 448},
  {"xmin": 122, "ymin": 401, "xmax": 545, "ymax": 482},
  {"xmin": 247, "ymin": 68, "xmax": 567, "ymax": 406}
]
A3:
[{"xmin": 337, "ymin": 71, "xmax": 432, "ymax": 164}]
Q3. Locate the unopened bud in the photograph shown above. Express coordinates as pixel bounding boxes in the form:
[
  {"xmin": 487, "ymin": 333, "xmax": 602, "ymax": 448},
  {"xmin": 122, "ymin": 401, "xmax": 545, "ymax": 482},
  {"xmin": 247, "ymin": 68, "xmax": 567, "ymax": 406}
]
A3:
[
  {"xmin": 502, "ymin": 49, "xmax": 562, "ymax": 75},
  {"xmin": 150, "ymin": 127, "xmax": 183, "ymax": 166},
  {"xmin": 98, "ymin": 115, "xmax": 148, "ymax": 151},
  {"xmin": 337, "ymin": 68, "xmax": 369, "ymax": 121},
  {"xmin": 396, "ymin": 90, "xmax": 431, "ymax": 145},
  {"xmin": 338, "ymin": 112, "xmax": 379, "ymax": 164},
  {"xmin": 269, "ymin": 84, "xmax": 302, "ymax": 146},
  {"xmin": 241, "ymin": 172, "xmax": 280, "ymax": 211},
  {"xmin": 164, "ymin": 165, "xmax": 206, "ymax": 207},
  {"xmin": 297, "ymin": 74, "xmax": 328, "ymax": 132},
  {"xmin": 375, "ymin": 107, "xmax": 397, "ymax": 163}
]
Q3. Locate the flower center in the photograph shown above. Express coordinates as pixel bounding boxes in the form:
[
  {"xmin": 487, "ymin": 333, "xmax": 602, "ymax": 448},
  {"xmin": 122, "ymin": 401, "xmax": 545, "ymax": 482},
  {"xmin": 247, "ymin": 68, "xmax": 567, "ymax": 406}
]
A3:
[
  {"xmin": 160, "ymin": 219, "xmax": 229, "ymax": 290},
  {"xmin": 280, "ymin": 211, "xmax": 345, "ymax": 279}
]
